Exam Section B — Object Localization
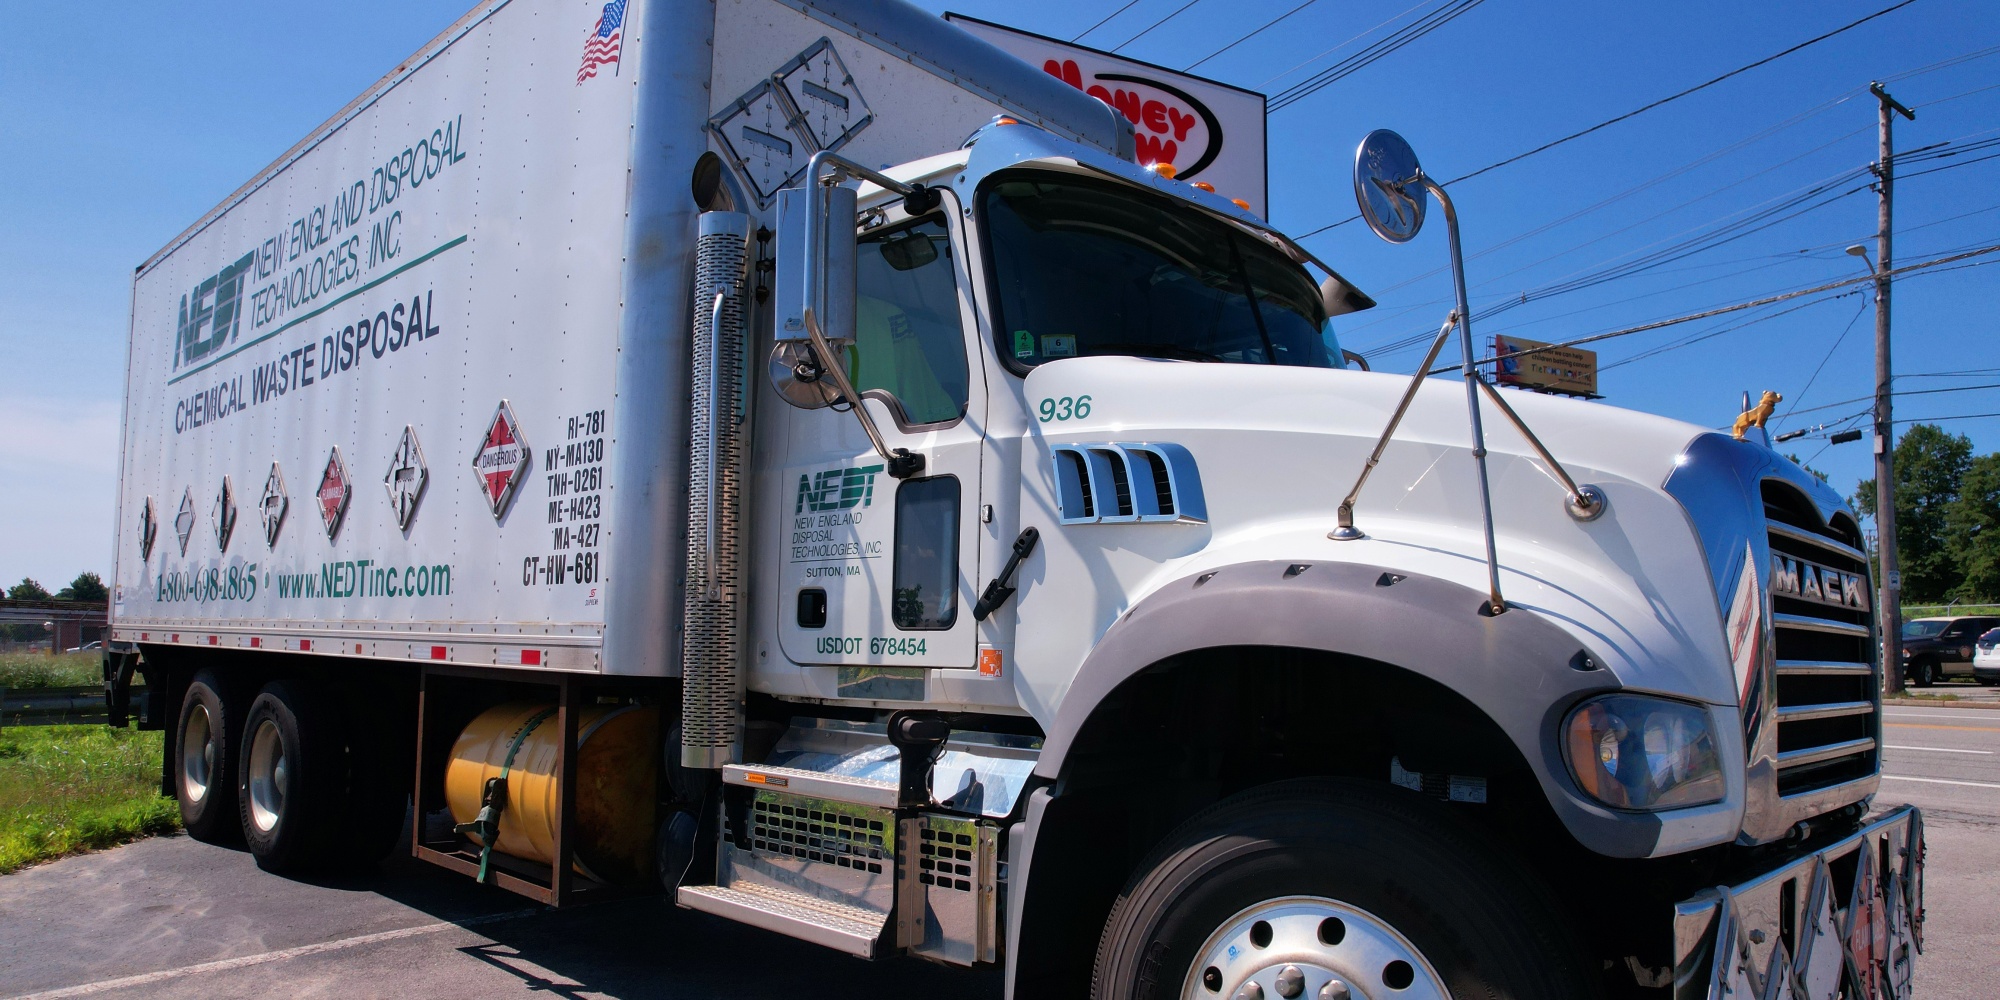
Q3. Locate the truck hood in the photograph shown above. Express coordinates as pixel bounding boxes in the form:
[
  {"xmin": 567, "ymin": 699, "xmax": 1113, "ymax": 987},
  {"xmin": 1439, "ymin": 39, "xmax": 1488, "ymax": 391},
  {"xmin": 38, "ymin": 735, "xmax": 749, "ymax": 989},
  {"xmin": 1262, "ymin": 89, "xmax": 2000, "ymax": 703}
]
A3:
[{"xmin": 1019, "ymin": 355, "xmax": 1741, "ymax": 708}]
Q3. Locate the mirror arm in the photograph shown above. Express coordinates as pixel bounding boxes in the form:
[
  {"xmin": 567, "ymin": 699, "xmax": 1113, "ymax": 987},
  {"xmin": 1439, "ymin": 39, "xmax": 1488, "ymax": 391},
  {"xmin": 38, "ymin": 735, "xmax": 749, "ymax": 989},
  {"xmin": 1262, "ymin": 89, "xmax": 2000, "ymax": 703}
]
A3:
[
  {"xmin": 1472, "ymin": 377, "xmax": 1606, "ymax": 521},
  {"xmin": 802, "ymin": 308, "xmax": 924, "ymax": 479},
  {"xmin": 1331, "ymin": 312, "xmax": 1459, "ymax": 541},
  {"xmin": 799, "ymin": 150, "xmax": 924, "ymax": 479}
]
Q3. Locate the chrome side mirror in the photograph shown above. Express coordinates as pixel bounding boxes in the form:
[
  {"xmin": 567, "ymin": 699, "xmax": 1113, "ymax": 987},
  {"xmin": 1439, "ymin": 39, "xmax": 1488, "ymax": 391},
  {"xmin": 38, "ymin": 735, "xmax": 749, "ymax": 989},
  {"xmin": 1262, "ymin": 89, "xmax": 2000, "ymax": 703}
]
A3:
[
  {"xmin": 1353, "ymin": 129, "xmax": 1426, "ymax": 244},
  {"xmin": 775, "ymin": 184, "xmax": 856, "ymax": 345}
]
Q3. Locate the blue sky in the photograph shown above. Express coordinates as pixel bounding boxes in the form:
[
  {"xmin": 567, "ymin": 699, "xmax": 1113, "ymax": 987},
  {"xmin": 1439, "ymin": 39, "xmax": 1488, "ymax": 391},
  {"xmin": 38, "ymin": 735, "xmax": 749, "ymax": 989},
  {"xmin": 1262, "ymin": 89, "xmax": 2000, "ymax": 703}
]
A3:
[{"xmin": 1, "ymin": 0, "xmax": 1995, "ymax": 587}]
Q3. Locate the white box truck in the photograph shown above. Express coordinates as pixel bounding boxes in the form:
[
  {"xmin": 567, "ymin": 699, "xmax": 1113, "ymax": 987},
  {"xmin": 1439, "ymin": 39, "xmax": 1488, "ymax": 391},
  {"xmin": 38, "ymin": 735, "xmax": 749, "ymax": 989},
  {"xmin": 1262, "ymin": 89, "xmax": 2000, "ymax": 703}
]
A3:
[{"xmin": 105, "ymin": 1, "xmax": 1925, "ymax": 996}]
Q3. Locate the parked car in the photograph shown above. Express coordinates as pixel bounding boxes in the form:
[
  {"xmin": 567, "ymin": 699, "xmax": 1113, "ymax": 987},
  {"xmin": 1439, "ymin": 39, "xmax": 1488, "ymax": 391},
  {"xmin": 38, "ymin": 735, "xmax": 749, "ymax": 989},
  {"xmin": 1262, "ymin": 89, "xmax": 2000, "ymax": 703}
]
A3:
[
  {"xmin": 1972, "ymin": 627, "xmax": 2000, "ymax": 686},
  {"xmin": 1902, "ymin": 615, "xmax": 2000, "ymax": 686},
  {"xmin": 63, "ymin": 640, "xmax": 102, "ymax": 654}
]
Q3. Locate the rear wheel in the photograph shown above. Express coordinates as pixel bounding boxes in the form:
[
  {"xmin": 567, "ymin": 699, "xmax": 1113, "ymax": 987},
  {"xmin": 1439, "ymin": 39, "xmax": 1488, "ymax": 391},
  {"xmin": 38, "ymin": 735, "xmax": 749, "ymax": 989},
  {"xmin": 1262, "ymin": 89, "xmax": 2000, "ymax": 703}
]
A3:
[
  {"xmin": 238, "ymin": 680, "xmax": 343, "ymax": 873},
  {"xmin": 175, "ymin": 670, "xmax": 241, "ymax": 844},
  {"xmin": 1091, "ymin": 778, "xmax": 1599, "ymax": 1000}
]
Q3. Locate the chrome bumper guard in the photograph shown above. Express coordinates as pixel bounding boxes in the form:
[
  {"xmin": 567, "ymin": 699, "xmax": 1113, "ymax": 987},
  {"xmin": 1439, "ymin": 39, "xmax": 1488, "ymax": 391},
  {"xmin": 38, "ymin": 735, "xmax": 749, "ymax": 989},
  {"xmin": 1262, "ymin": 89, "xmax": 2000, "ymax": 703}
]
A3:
[{"xmin": 1673, "ymin": 806, "xmax": 1924, "ymax": 1000}]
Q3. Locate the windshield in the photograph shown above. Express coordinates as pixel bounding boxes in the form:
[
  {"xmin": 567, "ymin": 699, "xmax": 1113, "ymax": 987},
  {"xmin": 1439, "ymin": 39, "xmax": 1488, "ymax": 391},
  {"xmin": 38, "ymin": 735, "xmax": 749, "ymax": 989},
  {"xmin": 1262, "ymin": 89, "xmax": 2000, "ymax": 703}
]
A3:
[
  {"xmin": 1903, "ymin": 620, "xmax": 1949, "ymax": 639},
  {"xmin": 980, "ymin": 172, "xmax": 1332, "ymax": 369}
]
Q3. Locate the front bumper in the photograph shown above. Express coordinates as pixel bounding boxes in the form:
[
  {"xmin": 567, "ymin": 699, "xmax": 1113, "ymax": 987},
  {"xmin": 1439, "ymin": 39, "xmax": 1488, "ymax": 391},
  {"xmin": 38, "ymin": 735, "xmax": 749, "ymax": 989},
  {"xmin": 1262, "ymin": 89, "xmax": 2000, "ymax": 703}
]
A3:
[{"xmin": 1672, "ymin": 806, "xmax": 1923, "ymax": 1000}]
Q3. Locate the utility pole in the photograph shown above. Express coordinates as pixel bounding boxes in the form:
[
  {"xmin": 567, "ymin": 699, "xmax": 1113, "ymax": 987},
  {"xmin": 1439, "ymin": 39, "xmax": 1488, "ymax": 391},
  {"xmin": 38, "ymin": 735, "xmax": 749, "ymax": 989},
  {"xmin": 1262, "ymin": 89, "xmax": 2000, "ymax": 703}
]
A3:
[{"xmin": 1871, "ymin": 81, "xmax": 1914, "ymax": 695}]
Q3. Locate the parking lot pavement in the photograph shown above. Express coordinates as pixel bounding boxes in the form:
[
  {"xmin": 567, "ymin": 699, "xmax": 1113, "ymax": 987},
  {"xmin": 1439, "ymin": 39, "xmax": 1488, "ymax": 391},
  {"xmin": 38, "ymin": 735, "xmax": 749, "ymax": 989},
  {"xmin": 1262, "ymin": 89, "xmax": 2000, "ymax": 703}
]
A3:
[
  {"xmin": 2, "ymin": 706, "xmax": 1993, "ymax": 1000},
  {"xmin": 0, "ymin": 836, "xmax": 998, "ymax": 1000}
]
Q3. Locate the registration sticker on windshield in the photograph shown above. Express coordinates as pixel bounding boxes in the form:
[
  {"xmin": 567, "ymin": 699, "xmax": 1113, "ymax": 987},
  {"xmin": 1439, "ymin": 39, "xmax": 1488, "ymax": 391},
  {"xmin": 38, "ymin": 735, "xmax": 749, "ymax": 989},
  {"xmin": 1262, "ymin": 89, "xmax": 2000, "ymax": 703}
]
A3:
[
  {"xmin": 1013, "ymin": 329, "xmax": 1034, "ymax": 358},
  {"xmin": 1041, "ymin": 334, "xmax": 1077, "ymax": 357}
]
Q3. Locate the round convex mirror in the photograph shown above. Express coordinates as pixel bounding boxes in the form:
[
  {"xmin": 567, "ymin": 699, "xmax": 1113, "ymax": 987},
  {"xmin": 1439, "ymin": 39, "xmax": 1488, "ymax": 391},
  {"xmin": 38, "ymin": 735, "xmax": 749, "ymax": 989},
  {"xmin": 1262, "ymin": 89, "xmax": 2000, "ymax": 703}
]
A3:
[{"xmin": 1353, "ymin": 129, "xmax": 1426, "ymax": 244}]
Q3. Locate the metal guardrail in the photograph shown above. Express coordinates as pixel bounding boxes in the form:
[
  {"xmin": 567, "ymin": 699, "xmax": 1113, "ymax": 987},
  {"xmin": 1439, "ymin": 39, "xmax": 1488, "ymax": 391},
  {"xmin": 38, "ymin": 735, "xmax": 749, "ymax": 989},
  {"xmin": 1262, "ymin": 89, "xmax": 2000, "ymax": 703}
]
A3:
[{"xmin": 0, "ymin": 685, "xmax": 150, "ymax": 728}]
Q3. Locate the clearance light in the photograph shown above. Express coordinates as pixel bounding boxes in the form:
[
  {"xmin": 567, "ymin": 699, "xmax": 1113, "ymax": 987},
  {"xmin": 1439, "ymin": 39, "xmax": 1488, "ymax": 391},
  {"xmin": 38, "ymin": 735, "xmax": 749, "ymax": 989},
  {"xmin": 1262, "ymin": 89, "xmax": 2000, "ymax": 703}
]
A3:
[
  {"xmin": 1231, "ymin": 198, "xmax": 1251, "ymax": 211},
  {"xmin": 1563, "ymin": 695, "xmax": 1724, "ymax": 811},
  {"xmin": 1149, "ymin": 163, "xmax": 1178, "ymax": 179},
  {"xmin": 996, "ymin": 116, "xmax": 1019, "ymax": 126},
  {"xmin": 1193, "ymin": 182, "xmax": 1215, "ymax": 192}
]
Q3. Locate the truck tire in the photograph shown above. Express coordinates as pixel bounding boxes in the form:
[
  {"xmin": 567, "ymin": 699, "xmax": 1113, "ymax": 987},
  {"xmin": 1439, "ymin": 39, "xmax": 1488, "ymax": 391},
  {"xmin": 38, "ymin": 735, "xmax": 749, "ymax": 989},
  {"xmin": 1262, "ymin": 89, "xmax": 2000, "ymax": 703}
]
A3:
[
  {"xmin": 331, "ymin": 696, "xmax": 412, "ymax": 871},
  {"xmin": 174, "ymin": 670, "xmax": 241, "ymax": 844},
  {"xmin": 1911, "ymin": 659, "xmax": 1936, "ymax": 687},
  {"xmin": 1090, "ymin": 778, "xmax": 1600, "ymax": 1000},
  {"xmin": 237, "ymin": 680, "xmax": 342, "ymax": 874}
]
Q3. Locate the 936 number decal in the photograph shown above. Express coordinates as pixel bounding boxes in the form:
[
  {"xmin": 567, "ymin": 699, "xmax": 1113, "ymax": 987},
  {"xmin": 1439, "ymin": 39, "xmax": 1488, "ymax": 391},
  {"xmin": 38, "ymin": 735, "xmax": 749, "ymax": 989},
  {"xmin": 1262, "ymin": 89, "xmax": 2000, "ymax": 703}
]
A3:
[{"xmin": 1037, "ymin": 395, "xmax": 1093, "ymax": 422}]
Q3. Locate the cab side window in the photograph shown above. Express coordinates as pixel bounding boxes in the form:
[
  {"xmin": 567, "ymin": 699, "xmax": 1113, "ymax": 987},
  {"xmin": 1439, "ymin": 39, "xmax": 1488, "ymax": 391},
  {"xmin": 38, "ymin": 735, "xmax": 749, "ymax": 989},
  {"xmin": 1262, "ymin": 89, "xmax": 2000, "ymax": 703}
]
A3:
[{"xmin": 850, "ymin": 216, "xmax": 969, "ymax": 426}]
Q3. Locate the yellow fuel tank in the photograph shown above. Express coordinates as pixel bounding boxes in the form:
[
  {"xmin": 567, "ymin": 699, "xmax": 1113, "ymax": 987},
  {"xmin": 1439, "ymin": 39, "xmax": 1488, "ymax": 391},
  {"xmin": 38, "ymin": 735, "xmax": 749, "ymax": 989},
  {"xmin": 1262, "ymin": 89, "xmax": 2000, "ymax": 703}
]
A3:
[{"xmin": 445, "ymin": 702, "xmax": 658, "ymax": 885}]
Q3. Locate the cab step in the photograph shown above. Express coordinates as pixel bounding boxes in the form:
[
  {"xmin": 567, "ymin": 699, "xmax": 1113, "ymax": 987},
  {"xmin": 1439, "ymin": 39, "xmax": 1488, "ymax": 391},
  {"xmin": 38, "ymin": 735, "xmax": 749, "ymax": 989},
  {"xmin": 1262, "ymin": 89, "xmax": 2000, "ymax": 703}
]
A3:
[
  {"xmin": 678, "ymin": 881, "xmax": 889, "ymax": 957},
  {"xmin": 722, "ymin": 762, "xmax": 899, "ymax": 808}
]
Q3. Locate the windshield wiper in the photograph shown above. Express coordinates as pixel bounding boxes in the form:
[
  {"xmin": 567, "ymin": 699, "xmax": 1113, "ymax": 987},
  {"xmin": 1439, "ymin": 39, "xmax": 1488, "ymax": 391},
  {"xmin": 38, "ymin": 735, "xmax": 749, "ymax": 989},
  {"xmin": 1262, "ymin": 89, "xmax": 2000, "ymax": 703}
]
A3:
[{"xmin": 1084, "ymin": 342, "xmax": 1227, "ymax": 363}]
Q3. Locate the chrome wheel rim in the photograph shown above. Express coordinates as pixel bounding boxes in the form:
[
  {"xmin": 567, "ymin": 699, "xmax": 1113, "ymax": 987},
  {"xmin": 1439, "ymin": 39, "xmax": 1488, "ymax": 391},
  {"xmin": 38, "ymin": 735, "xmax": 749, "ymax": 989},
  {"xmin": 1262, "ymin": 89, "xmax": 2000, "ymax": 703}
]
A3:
[
  {"xmin": 246, "ymin": 719, "xmax": 288, "ymax": 833},
  {"xmin": 180, "ymin": 703, "xmax": 213, "ymax": 803},
  {"xmin": 1182, "ymin": 896, "xmax": 1449, "ymax": 1000}
]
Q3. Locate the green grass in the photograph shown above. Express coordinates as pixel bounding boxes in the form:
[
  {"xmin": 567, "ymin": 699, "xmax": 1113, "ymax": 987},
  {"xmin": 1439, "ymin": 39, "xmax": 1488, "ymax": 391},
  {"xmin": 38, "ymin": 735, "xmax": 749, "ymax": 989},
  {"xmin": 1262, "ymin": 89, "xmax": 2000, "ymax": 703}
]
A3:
[
  {"xmin": 0, "ymin": 724, "xmax": 177, "ymax": 874},
  {"xmin": 0, "ymin": 652, "xmax": 100, "ymax": 691}
]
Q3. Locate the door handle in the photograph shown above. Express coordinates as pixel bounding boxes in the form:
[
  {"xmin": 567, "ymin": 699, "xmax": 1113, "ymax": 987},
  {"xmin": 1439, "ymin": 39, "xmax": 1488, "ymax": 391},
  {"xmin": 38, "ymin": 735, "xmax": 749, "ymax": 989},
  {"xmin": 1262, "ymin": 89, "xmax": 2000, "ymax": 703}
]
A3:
[{"xmin": 973, "ymin": 527, "xmax": 1040, "ymax": 622}]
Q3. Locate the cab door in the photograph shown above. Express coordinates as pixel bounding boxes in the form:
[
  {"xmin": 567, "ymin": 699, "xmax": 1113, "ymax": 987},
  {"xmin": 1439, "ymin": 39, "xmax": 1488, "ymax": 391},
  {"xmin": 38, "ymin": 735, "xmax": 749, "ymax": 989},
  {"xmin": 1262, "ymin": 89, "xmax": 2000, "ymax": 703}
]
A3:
[{"xmin": 774, "ymin": 197, "xmax": 986, "ymax": 678}]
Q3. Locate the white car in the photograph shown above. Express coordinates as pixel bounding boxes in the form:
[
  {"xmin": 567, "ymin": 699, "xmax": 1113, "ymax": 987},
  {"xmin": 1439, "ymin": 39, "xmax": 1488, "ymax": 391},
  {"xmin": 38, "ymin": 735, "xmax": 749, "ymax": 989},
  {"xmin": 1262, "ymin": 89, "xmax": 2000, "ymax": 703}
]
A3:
[{"xmin": 1974, "ymin": 627, "xmax": 2000, "ymax": 686}]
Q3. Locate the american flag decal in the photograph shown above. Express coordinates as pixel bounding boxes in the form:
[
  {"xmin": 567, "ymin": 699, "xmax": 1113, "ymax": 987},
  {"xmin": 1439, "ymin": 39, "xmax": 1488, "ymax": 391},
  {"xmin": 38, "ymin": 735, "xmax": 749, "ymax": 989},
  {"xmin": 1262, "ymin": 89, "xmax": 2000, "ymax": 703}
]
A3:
[{"xmin": 577, "ymin": 0, "xmax": 627, "ymax": 85}]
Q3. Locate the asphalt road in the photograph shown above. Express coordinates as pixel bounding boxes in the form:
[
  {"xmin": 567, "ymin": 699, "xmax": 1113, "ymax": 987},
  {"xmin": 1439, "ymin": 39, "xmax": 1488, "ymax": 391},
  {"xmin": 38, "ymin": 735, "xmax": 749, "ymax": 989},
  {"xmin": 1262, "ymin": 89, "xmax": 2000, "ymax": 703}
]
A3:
[
  {"xmin": 1, "ymin": 704, "xmax": 1993, "ymax": 1000},
  {"xmin": 1871, "ymin": 702, "xmax": 2000, "ymax": 1000}
]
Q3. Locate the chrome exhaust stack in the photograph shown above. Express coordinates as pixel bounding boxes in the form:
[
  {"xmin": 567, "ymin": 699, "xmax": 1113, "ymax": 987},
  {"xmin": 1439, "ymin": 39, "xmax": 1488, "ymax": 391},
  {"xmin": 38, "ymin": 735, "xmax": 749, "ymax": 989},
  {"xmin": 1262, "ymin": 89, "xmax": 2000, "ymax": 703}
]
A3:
[{"xmin": 681, "ymin": 210, "xmax": 753, "ymax": 769}]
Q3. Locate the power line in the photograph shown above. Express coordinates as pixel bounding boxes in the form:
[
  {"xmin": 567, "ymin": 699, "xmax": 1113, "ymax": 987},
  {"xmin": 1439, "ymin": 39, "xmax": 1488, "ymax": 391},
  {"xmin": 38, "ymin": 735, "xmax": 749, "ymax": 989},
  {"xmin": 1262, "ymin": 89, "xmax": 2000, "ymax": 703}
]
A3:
[
  {"xmin": 1778, "ymin": 383, "xmax": 2000, "ymax": 421},
  {"xmin": 1184, "ymin": 0, "xmax": 1323, "ymax": 70},
  {"xmin": 1268, "ymin": 0, "xmax": 1488, "ymax": 112},
  {"xmin": 1112, "ymin": 0, "xmax": 1203, "ymax": 52},
  {"xmin": 1072, "ymin": 0, "xmax": 1145, "ymax": 42},
  {"xmin": 1598, "ymin": 294, "xmax": 1852, "ymax": 373},
  {"xmin": 1424, "ymin": 243, "xmax": 2000, "ymax": 374},
  {"xmin": 1440, "ymin": 0, "xmax": 1924, "ymax": 186},
  {"xmin": 1896, "ymin": 412, "xmax": 2000, "ymax": 424},
  {"xmin": 1360, "ymin": 149, "xmax": 2000, "ymax": 363},
  {"xmin": 1298, "ymin": 33, "xmax": 1994, "ymax": 243},
  {"xmin": 1774, "ymin": 297, "xmax": 1872, "ymax": 423},
  {"xmin": 1360, "ymin": 165, "xmax": 1871, "ymax": 359},
  {"xmin": 1257, "ymin": 0, "xmax": 1432, "ymax": 89}
]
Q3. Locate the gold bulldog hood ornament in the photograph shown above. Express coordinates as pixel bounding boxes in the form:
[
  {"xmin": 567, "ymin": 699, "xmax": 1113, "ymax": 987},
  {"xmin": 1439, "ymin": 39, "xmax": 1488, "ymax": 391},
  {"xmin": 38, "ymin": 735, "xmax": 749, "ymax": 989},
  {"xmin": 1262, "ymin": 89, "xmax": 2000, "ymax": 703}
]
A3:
[{"xmin": 1733, "ymin": 390, "xmax": 1781, "ymax": 441}]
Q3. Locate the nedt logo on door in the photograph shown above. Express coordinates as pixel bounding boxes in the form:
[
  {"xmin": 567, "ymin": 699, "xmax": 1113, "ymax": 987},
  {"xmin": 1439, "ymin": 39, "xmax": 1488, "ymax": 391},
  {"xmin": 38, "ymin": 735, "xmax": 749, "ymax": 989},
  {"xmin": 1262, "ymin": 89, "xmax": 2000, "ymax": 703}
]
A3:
[{"xmin": 795, "ymin": 464, "xmax": 884, "ymax": 513}]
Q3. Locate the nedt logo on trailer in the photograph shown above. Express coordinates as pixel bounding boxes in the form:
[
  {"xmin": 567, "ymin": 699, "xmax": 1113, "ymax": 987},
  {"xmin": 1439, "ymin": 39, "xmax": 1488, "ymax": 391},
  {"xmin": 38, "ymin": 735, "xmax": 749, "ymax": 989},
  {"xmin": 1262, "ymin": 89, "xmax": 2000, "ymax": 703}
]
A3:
[
  {"xmin": 173, "ymin": 253, "xmax": 254, "ymax": 370},
  {"xmin": 1042, "ymin": 60, "xmax": 1222, "ymax": 179}
]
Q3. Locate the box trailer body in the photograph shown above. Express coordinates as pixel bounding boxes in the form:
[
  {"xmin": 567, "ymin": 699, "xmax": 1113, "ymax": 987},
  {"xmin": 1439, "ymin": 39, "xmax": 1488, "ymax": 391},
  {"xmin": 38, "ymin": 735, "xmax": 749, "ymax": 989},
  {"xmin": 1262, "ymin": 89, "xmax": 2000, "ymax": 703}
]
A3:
[{"xmin": 107, "ymin": 2, "xmax": 1926, "ymax": 997}]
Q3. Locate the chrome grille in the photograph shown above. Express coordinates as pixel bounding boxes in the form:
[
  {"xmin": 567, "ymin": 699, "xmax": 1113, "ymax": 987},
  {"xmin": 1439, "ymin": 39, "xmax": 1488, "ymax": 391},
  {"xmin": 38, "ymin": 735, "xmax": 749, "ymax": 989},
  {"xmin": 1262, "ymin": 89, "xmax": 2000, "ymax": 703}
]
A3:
[{"xmin": 1764, "ymin": 482, "xmax": 1878, "ymax": 797}]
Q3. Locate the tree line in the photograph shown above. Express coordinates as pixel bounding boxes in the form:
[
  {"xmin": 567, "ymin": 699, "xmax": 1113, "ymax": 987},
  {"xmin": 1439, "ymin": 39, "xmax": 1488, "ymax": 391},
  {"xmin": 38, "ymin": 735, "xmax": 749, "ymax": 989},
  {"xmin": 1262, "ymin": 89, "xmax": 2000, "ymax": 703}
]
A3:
[
  {"xmin": 1857, "ymin": 424, "xmax": 2000, "ymax": 604},
  {"xmin": 5, "ymin": 572, "xmax": 107, "ymax": 642}
]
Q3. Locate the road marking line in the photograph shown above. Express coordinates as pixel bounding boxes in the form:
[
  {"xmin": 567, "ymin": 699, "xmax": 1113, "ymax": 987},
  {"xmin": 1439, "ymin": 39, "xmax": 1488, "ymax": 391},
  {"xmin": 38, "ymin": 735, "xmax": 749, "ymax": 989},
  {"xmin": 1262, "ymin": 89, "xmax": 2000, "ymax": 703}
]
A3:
[
  {"xmin": 1881, "ymin": 775, "xmax": 2000, "ymax": 790},
  {"xmin": 1882, "ymin": 709, "xmax": 2000, "ymax": 720},
  {"xmin": 1883, "ymin": 723, "xmax": 2000, "ymax": 732},
  {"xmin": 6, "ymin": 908, "xmax": 541, "ymax": 999},
  {"xmin": 1883, "ymin": 744, "xmax": 1993, "ymax": 754}
]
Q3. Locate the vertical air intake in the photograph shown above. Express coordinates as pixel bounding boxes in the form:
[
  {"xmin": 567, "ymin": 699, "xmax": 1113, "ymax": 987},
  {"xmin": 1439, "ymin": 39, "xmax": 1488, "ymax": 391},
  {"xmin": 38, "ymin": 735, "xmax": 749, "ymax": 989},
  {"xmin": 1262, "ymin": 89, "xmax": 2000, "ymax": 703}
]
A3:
[{"xmin": 681, "ymin": 210, "xmax": 753, "ymax": 769}]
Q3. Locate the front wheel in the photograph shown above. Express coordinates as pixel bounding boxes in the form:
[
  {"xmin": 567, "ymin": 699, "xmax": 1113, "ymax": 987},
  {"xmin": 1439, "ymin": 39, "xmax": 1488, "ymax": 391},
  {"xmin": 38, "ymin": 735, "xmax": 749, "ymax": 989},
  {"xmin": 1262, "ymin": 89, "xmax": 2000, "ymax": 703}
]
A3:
[
  {"xmin": 1911, "ymin": 659, "xmax": 1936, "ymax": 687},
  {"xmin": 1091, "ymin": 778, "xmax": 1599, "ymax": 1000}
]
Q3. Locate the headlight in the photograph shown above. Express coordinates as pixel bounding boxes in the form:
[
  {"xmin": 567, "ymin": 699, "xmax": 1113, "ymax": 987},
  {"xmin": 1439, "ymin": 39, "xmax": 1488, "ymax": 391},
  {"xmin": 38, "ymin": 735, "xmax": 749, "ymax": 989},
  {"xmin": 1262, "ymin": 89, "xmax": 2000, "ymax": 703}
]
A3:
[{"xmin": 1563, "ymin": 695, "xmax": 1725, "ymax": 811}]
